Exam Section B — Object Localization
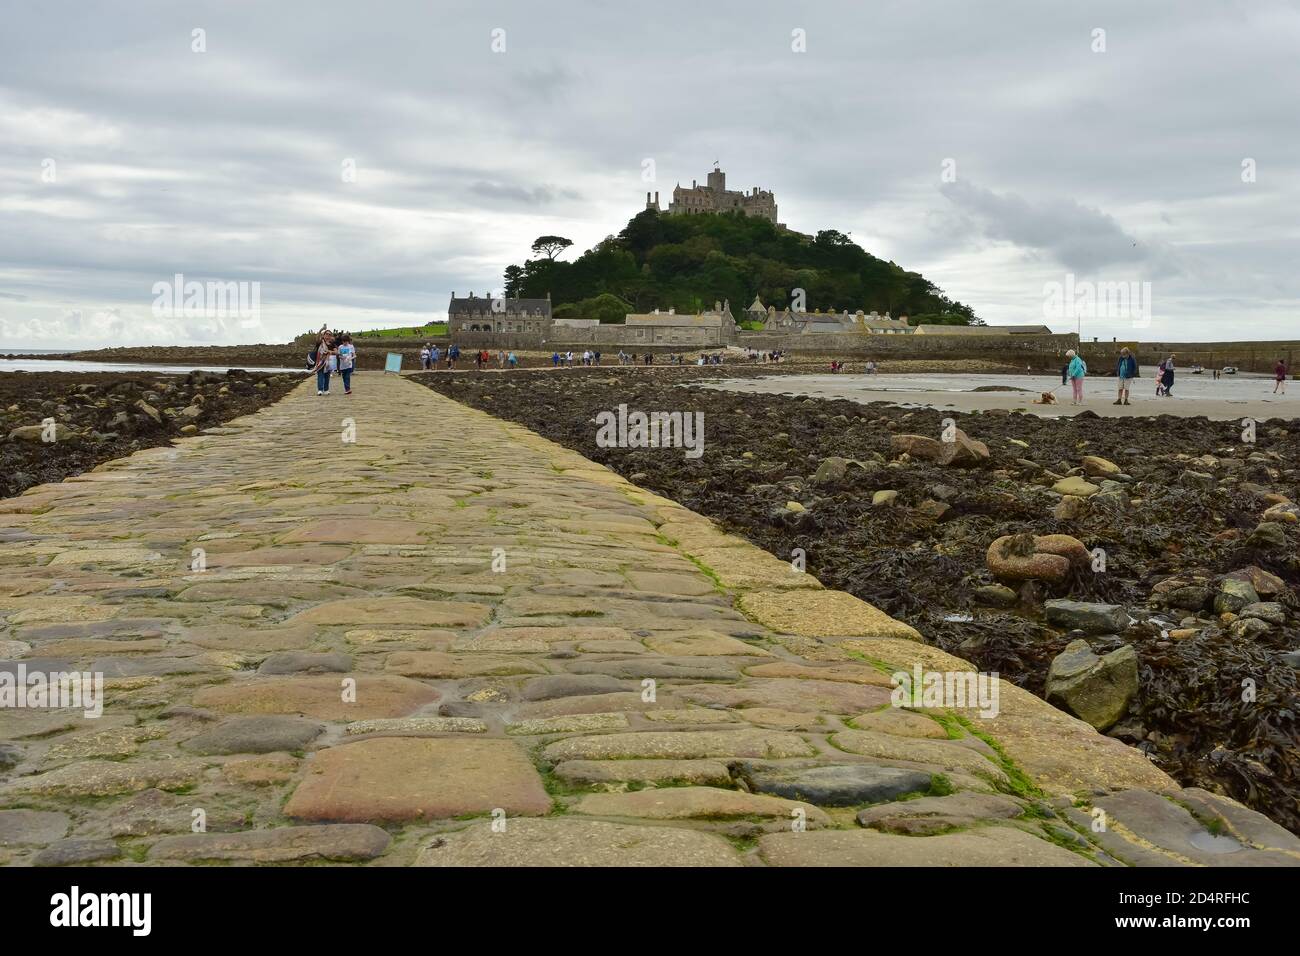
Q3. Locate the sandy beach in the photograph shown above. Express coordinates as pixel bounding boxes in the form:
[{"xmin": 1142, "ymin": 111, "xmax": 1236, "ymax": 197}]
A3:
[{"xmin": 700, "ymin": 372, "xmax": 1297, "ymax": 421}]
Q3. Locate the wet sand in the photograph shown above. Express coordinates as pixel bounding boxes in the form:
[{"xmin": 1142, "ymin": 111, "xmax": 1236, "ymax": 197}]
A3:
[{"xmin": 700, "ymin": 372, "xmax": 1297, "ymax": 421}]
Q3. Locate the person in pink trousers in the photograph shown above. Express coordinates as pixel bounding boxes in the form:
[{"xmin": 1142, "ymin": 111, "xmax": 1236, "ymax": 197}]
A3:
[{"xmin": 1066, "ymin": 349, "xmax": 1087, "ymax": 405}]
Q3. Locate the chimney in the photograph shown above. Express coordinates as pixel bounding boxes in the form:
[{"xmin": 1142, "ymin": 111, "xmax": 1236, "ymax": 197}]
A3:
[{"xmin": 654, "ymin": 191, "xmax": 659, "ymax": 204}]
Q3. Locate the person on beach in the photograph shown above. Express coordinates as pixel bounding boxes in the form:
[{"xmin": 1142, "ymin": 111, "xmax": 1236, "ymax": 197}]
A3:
[
  {"xmin": 1161, "ymin": 353, "xmax": 1176, "ymax": 396},
  {"xmin": 1114, "ymin": 347, "xmax": 1138, "ymax": 406},
  {"xmin": 1275, "ymin": 359, "xmax": 1288, "ymax": 394},
  {"xmin": 312, "ymin": 333, "xmax": 335, "ymax": 395},
  {"xmin": 419, "ymin": 344, "xmax": 430, "ymax": 370},
  {"xmin": 1066, "ymin": 349, "xmax": 1087, "ymax": 405},
  {"xmin": 336, "ymin": 334, "xmax": 356, "ymax": 395},
  {"xmin": 430, "ymin": 344, "xmax": 440, "ymax": 367},
  {"xmin": 1061, "ymin": 361, "xmax": 1069, "ymax": 386},
  {"xmin": 507, "ymin": 351, "xmax": 518, "ymax": 369}
]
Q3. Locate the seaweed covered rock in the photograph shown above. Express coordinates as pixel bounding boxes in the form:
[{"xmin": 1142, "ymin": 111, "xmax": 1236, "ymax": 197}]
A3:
[{"xmin": 986, "ymin": 532, "xmax": 1090, "ymax": 584}]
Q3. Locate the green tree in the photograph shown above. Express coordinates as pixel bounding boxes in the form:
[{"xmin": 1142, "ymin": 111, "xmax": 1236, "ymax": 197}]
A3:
[
  {"xmin": 506, "ymin": 211, "xmax": 979, "ymax": 324},
  {"xmin": 503, "ymin": 265, "xmax": 524, "ymax": 298},
  {"xmin": 530, "ymin": 235, "xmax": 573, "ymax": 261}
]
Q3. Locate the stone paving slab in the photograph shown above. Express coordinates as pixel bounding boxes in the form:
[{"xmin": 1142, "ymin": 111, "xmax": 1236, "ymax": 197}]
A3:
[{"xmin": 0, "ymin": 373, "xmax": 1295, "ymax": 867}]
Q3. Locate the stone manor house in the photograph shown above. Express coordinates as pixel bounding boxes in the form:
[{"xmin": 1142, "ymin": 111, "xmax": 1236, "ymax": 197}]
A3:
[{"xmin": 447, "ymin": 292, "xmax": 552, "ymax": 334}]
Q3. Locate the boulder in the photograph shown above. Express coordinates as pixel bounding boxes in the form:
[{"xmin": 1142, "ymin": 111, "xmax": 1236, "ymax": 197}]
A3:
[
  {"xmin": 1247, "ymin": 522, "xmax": 1287, "ymax": 550},
  {"xmin": 811, "ymin": 457, "xmax": 850, "ymax": 484},
  {"xmin": 1045, "ymin": 599, "xmax": 1130, "ymax": 634},
  {"xmin": 7, "ymin": 423, "xmax": 78, "ymax": 443},
  {"xmin": 1213, "ymin": 579, "xmax": 1260, "ymax": 615},
  {"xmin": 1239, "ymin": 602, "xmax": 1285, "ymax": 626},
  {"xmin": 1262, "ymin": 502, "xmax": 1299, "ymax": 523},
  {"xmin": 890, "ymin": 434, "xmax": 944, "ymax": 461},
  {"xmin": 1051, "ymin": 476, "xmax": 1101, "ymax": 497},
  {"xmin": 1179, "ymin": 470, "xmax": 1216, "ymax": 490},
  {"xmin": 914, "ymin": 499, "xmax": 950, "ymax": 521},
  {"xmin": 1223, "ymin": 566, "xmax": 1286, "ymax": 598},
  {"xmin": 1166, "ymin": 585, "xmax": 1213, "ymax": 612},
  {"xmin": 986, "ymin": 533, "xmax": 1090, "ymax": 584},
  {"xmin": 1045, "ymin": 640, "xmax": 1138, "ymax": 731},
  {"xmin": 134, "ymin": 400, "xmax": 161, "ymax": 424},
  {"xmin": 1081, "ymin": 455, "xmax": 1120, "ymax": 477},
  {"xmin": 1228, "ymin": 617, "xmax": 1272, "ymax": 640},
  {"xmin": 973, "ymin": 584, "xmax": 1017, "ymax": 608},
  {"xmin": 1053, "ymin": 495, "xmax": 1088, "ymax": 520},
  {"xmin": 937, "ymin": 430, "xmax": 990, "ymax": 467}
]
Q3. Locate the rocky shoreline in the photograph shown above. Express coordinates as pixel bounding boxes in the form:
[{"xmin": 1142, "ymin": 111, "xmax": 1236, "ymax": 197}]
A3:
[
  {"xmin": 0, "ymin": 370, "xmax": 300, "ymax": 499},
  {"xmin": 415, "ymin": 365, "xmax": 1300, "ymax": 834}
]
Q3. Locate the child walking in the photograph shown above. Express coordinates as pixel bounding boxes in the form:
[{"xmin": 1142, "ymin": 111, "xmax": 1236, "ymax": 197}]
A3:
[{"xmin": 336, "ymin": 334, "xmax": 356, "ymax": 395}]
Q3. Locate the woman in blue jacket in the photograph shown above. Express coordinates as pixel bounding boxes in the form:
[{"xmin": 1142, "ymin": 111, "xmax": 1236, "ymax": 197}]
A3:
[
  {"xmin": 1115, "ymin": 347, "xmax": 1138, "ymax": 406},
  {"xmin": 1066, "ymin": 349, "xmax": 1087, "ymax": 405}
]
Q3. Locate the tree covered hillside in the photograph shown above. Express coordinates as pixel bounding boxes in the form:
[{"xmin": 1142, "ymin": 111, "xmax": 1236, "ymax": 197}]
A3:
[{"xmin": 502, "ymin": 209, "xmax": 979, "ymax": 326}]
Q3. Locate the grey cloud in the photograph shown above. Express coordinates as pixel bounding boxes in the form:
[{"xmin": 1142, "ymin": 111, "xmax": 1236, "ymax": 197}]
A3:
[
  {"xmin": 938, "ymin": 180, "xmax": 1181, "ymax": 277},
  {"xmin": 470, "ymin": 181, "xmax": 580, "ymax": 205}
]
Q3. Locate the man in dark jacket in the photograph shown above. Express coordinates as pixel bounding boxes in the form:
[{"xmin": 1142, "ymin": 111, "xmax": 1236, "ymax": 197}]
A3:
[{"xmin": 1115, "ymin": 347, "xmax": 1139, "ymax": 406}]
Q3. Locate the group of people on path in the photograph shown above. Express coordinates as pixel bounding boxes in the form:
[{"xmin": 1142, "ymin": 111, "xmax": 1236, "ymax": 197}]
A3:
[
  {"xmin": 308, "ymin": 328, "xmax": 356, "ymax": 396},
  {"xmin": 552, "ymin": 350, "xmax": 601, "ymax": 367},
  {"xmin": 419, "ymin": 343, "xmax": 468, "ymax": 369}
]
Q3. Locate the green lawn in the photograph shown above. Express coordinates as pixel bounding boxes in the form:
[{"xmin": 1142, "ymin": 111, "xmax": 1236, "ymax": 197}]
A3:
[{"xmin": 355, "ymin": 323, "xmax": 448, "ymax": 339}]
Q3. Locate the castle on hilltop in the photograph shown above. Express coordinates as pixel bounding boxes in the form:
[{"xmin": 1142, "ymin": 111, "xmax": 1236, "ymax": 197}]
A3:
[{"xmin": 645, "ymin": 164, "xmax": 780, "ymax": 225}]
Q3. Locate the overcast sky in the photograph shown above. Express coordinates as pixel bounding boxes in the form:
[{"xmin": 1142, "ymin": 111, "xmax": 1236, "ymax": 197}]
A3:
[{"xmin": 2, "ymin": 0, "xmax": 1297, "ymax": 347}]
